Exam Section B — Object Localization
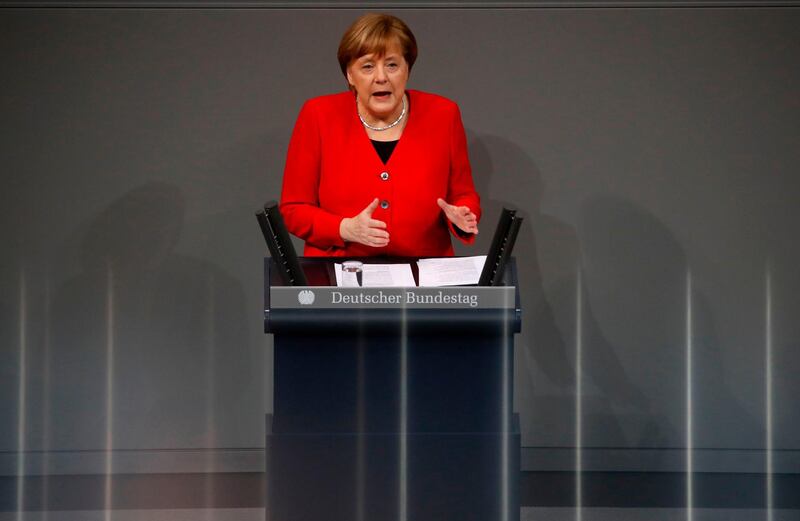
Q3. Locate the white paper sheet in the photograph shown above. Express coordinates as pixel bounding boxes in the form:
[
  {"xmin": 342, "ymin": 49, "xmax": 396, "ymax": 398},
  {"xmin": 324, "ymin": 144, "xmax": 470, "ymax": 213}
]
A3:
[
  {"xmin": 334, "ymin": 263, "xmax": 417, "ymax": 287},
  {"xmin": 416, "ymin": 255, "xmax": 487, "ymax": 287}
]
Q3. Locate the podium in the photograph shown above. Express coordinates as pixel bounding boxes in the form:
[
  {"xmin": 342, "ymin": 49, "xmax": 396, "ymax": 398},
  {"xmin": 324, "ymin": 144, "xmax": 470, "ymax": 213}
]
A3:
[{"xmin": 264, "ymin": 257, "xmax": 521, "ymax": 521}]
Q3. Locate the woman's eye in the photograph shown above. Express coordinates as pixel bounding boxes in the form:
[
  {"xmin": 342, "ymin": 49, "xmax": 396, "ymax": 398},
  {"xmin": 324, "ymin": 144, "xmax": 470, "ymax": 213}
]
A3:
[
  {"xmin": 362, "ymin": 64, "xmax": 373, "ymax": 71},
  {"xmin": 387, "ymin": 63, "xmax": 398, "ymax": 70}
]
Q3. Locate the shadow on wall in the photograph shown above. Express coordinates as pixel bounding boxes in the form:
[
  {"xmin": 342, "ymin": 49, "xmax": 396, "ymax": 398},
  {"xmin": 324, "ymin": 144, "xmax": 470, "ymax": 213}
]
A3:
[
  {"xmin": 24, "ymin": 182, "xmax": 254, "ymax": 451},
  {"xmin": 465, "ymin": 133, "xmax": 657, "ymax": 448},
  {"xmin": 579, "ymin": 195, "xmax": 759, "ymax": 448},
  {"xmin": 464, "ymin": 132, "xmax": 763, "ymax": 450}
]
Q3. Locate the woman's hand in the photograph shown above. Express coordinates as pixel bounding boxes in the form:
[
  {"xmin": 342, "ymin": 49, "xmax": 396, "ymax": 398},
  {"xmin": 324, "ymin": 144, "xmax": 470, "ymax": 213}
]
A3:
[
  {"xmin": 340, "ymin": 198, "xmax": 390, "ymax": 247},
  {"xmin": 437, "ymin": 198, "xmax": 479, "ymax": 234}
]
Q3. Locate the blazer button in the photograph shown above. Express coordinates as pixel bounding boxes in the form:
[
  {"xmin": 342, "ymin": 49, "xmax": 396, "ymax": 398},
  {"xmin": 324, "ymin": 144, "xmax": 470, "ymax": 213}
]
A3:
[
  {"xmin": 380, "ymin": 200, "xmax": 390, "ymax": 209},
  {"xmin": 380, "ymin": 171, "xmax": 390, "ymax": 181}
]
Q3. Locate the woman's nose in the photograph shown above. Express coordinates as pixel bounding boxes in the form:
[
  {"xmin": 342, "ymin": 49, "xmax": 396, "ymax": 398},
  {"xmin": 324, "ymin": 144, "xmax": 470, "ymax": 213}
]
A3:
[{"xmin": 375, "ymin": 65, "xmax": 388, "ymax": 82}]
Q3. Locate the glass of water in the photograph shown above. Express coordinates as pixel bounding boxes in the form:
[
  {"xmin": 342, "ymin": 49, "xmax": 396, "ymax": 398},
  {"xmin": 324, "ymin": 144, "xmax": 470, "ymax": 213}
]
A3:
[{"xmin": 342, "ymin": 260, "xmax": 363, "ymax": 287}]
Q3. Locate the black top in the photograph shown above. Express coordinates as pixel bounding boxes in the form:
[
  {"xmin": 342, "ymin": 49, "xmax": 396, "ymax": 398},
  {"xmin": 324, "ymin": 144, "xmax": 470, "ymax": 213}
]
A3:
[{"xmin": 371, "ymin": 139, "xmax": 399, "ymax": 164}]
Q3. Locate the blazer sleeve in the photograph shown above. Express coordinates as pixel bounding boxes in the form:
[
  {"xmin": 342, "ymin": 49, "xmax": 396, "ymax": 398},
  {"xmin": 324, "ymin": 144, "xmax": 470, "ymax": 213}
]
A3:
[
  {"xmin": 446, "ymin": 103, "xmax": 482, "ymax": 244},
  {"xmin": 279, "ymin": 100, "xmax": 346, "ymax": 250}
]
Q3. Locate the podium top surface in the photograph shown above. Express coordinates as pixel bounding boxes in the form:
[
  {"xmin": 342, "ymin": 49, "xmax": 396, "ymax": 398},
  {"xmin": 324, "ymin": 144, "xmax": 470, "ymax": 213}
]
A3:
[
  {"xmin": 269, "ymin": 256, "xmax": 517, "ymax": 287},
  {"xmin": 264, "ymin": 257, "xmax": 521, "ymax": 334}
]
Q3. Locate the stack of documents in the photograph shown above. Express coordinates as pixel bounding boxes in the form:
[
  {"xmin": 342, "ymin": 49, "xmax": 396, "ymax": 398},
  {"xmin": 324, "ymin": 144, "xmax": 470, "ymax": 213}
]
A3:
[
  {"xmin": 416, "ymin": 255, "xmax": 486, "ymax": 287},
  {"xmin": 334, "ymin": 263, "xmax": 415, "ymax": 287},
  {"xmin": 334, "ymin": 255, "xmax": 487, "ymax": 288}
]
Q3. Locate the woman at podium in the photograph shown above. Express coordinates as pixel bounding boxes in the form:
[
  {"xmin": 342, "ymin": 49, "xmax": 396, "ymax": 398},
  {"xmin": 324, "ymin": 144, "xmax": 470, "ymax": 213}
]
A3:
[{"xmin": 279, "ymin": 13, "xmax": 482, "ymax": 257}]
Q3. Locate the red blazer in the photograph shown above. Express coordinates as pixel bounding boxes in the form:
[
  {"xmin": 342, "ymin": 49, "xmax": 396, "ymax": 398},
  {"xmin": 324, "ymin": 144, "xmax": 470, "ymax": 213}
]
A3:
[{"xmin": 279, "ymin": 90, "xmax": 481, "ymax": 257}]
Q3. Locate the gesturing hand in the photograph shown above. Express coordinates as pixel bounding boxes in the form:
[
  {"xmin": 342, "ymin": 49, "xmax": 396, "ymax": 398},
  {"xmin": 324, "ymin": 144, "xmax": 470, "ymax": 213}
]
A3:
[
  {"xmin": 339, "ymin": 198, "xmax": 390, "ymax": 247},
  {"xmin": 437, "ymin": 198, "xmax": 479, "ymax": 235}
]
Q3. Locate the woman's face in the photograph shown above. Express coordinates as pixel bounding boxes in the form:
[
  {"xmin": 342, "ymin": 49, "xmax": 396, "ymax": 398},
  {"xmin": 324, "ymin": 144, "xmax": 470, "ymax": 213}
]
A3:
[{"xmin": 346, "ymin": 41, "xmax": 409, "ymax": 122}]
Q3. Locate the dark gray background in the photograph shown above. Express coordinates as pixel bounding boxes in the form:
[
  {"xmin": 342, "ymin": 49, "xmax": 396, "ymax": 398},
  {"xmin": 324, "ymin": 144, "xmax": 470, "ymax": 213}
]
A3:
[{"xmin": 1, "ymin": 6, "xmax": 798, "ymax": 472}]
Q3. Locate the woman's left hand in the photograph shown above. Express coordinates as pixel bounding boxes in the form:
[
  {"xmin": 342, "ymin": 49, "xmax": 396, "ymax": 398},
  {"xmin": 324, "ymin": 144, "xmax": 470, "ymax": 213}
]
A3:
[{"xmin": 437, "ymin": 198, "xmax": 479, "ymax": 235}]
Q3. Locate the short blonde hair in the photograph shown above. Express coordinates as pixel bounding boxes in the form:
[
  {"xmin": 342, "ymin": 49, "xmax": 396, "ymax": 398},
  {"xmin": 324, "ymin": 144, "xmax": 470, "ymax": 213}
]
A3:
[{"xmin": 337, "ymin": 13, "xmax": 418, "ymax": 77}]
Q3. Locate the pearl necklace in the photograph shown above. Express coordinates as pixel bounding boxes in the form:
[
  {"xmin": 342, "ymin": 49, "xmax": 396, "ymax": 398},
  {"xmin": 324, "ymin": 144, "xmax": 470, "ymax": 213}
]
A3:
[{"xmin": 358, "ymin": 95, "xmax": 406, "ymax": 131}]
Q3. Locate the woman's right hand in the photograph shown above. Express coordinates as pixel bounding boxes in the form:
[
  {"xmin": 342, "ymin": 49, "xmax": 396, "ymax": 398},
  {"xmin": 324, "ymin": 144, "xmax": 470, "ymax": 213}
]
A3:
[{"xmin": 339, "ymin": 198, "xmax": 390, "ymax": 247}]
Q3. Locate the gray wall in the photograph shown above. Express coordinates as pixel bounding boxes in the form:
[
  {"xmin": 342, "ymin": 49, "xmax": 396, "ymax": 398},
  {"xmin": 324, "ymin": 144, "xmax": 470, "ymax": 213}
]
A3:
[{"xmin": 1, "ymin": 6, "xmax": 798, "ymax": 471}]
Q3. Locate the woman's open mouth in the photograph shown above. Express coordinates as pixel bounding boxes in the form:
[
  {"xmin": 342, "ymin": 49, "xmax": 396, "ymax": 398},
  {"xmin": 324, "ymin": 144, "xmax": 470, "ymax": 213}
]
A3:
[{"xmin": 372, "ymin": 91, "xmax": 392, "ymax": 101}]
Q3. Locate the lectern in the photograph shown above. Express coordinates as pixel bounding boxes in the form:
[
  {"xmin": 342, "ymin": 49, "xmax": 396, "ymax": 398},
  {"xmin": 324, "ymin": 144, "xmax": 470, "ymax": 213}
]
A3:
[{"xmin": 264, "ymin": 257, "xmax": 521, "ymax": 521}]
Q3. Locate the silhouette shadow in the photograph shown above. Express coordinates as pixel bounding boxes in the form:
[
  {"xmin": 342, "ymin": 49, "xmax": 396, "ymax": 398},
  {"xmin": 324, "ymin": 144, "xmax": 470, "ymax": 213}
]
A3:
[
  {"xmin": 579, "ymin": 195, "xmax": 758, "ymax": 448},
  {"xmin": 465, "ymin": 133, "xmax": 651, "ymax": 448},
  {"xmin": 26, "ymin": 182, "xmax": 254, "ymax": 451}
]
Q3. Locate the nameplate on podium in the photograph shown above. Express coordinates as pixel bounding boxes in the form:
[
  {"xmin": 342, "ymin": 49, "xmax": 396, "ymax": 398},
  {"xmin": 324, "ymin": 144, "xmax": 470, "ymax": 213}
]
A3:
[{"xmin": 270, "ymin": 286, "xmax": 515, "ymax": 309}]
